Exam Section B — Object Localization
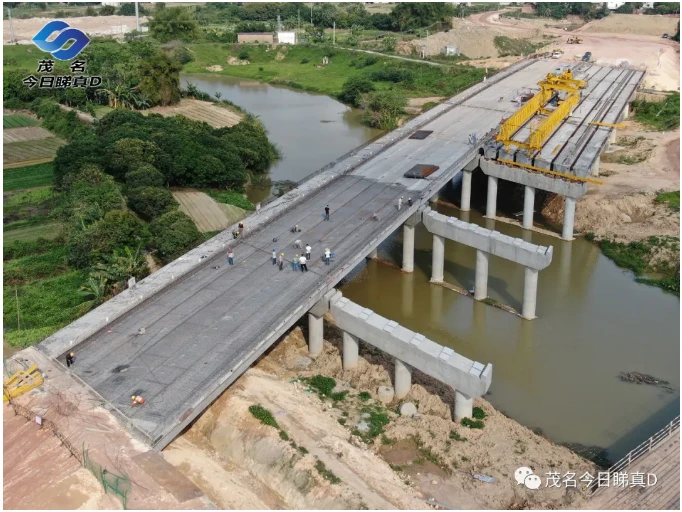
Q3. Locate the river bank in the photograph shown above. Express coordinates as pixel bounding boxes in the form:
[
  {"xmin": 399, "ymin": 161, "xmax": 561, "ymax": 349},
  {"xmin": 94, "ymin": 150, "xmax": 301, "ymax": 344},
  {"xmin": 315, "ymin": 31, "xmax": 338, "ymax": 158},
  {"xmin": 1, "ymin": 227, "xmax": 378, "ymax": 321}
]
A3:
[{"xmin": 167, "ymin": 321, "xmax": 595, "ymax": 509}]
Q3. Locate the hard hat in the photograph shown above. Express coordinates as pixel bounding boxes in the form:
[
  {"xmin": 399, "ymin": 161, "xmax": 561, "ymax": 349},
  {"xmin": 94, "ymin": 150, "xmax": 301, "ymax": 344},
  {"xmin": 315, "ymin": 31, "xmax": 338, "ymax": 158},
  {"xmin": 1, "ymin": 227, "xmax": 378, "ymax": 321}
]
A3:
[
  {"xmin": 70, "ymin": 352, "xmax": 75, "ymax": 357},
  {"xmin": 131, "ymin": 395, "xmax": 136, "ymax": 400},
  {"xmin": 281, "ymin": 253, "xmax": 284, "ymax": 255}
]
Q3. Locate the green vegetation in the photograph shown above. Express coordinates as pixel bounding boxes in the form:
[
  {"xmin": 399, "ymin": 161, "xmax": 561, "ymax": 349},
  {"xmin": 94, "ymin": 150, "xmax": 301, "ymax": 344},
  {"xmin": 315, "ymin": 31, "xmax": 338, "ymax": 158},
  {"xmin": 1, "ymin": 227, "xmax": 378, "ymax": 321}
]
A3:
[
  {"xmin": 461, "ymin": 417, "xmax": 485, "ymax": 429},
  {"xmin": 472, "ymin": 406, "xmax": 487, "ymax": 420},
  {"xmin": 248, "ymin": 404, "xmax": 280, "ymax": 428},
  {"xmin": 632, "ymin": 93, "xmax": 680, "ymax": 131},
  {"xmin": 279, "ymin": 430, "xmax": 290, "ymax": 441},
  {"xmin": 314, "ymin": 459, "xmax": 341, "ymax": 484},
  {"xmin": 205, "ymin": 189, "xmax": 255, "ymax": 211},
  {"xmin": 148, "ymin": 6, "xmax": 201, "ymax": 42},
  {"xmin": 359, "ymin": 410, "xmax": 391, "ymax": 442},
  {"xmin": 449, "ymin": 430, "xmax": 468, "ymax": 442},
  {"xmin": 493, "ymin": 36, "xmax": 549, "ymax": 57},
  {"xmin": 362, "ymin": 90, "xmax": 407, "ymax": 130},
  {"xmin": 301, "ymin": 375, "xmax": 348, "ymax": 401},
  {"xmin": 535, "ymin": 2, "xmax": 611, "ymax": 20},
  {"xmin": 4, "ymin": 162, "xmax": 55, "ymax": 191},
  {"xmin": 358, "ymin": 391, "xmax": 372, "ymax": 401},
  {"xmin": 655, "ymin": 191, "xmax": 680, "ymax": 212},
  {"xmin": 597, "ymin": 236, "xmax": 680, "ymax": 295},
  {"xmin": 3, "ymin": 114, "xmax": 38, "ymax": 128}
]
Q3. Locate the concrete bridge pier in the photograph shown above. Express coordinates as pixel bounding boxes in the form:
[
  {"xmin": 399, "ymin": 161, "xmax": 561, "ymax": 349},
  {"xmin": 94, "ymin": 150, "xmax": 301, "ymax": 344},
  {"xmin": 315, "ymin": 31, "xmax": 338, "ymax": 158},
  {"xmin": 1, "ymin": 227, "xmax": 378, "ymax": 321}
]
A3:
[
  {"xmin": 342, "ymin": 331, "xmax": 359, "ymax": 371},
  {"xmin": 623, "ymin": 102, "xmax": 629, "ymax": 119},
  {"xmin": 401, "ymin": 211, "xmax": 423, "ymax": 273},
  {"xmin": 474, "ymin": 249, "xmax": 489, "ymax": 300},
  {"xmin": 394, "ymin": 359, "xmax": 413, "ymax": 399},
  {"xmin": 523, "ymin": 185, "xmax": 535, "ymax": 230},
  {"xmin": 609, "ymin": 129, "xmax": 617, "ymax": 144},
  {"xmin": 563, "ymin": 196, "xmax": 576, "ymax": 241},
  {"xmin": 454, "ymin": 390, "xmax": 474, "ymax": 421},
  {"xmin": 522, "ymin": 267, "xmax": 539, "ymax": 319},
  {"xmin": 485, "ymin": 176, "xmax": 498, "ymax": 218},
  {"xmin": 591, "ymin": 158, "xmax": 600, "ymax": 178},
  {"xmin": 308, "ymin": 313, "xmax": 324, "ymax": 357},
  {"xmin": 460, "ymin": 169, "xmax": 472, "ymax": 211},
  {"xmin": 368, "ymin": 247, "xmax": 378, "ymax": 259},
  {"xmin": 430, "ymin": 234, "xmax": 445, "ymax": 283}
]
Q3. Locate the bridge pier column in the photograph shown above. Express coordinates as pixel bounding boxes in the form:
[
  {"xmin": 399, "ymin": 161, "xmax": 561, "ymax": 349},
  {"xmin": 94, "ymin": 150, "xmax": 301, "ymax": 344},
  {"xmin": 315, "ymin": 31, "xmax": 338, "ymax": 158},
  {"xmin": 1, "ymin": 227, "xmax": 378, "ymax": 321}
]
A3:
[
  {"xmin": 461, "ymin": 169, "xmax": 472, "ymax": 211},
  {"xmin": 522, "ymin": 267, "xmax": 538, "ymax": 320},
  {"xmin": 342, "ymin": 331, "xmax": 359, "ymax": 371},
  {"xmin": 394, "ymin": 359, "xmax": 413, "ymax": 399},
  {"xmin": 474, "ymin": 250, "xmax": 489, "ymax": 300},
  {"xmin": 523, "ymin": 185, "xmax": 535, "ymax": 230},
  {"xmin": 368, "ymin": 248, "xmax": 378, "ymax": 259},
  {"xmin": 485, "ymin": 176, "xmax": 498, "ymax": 218},
  {"xmin": 623, "ymin": 102, "xmax": 629, "ymax": 119},
  {"xmin": 308, "ymin": 313, "xmax": 324, "ymax": 357},
  {"xmin": 609, "ymin": 129, "xmax": 617, "ymax": 144},
  {"xmin": 562, "ymin": 196, "xmax": 576, "ymax": 241},
  {"xmin": 454, "ymin": 390, "xmax": 473, "ymax": 421},
  {"xmin": 402, "ymin": 224, "xmax": 415, "ymax": 273},
  {"xmin": 430, "ymin": 234, "xmax": 445, "ymax": 283},
  {"xmin": 591, "ymin": 158, "xmax": 600, "ymax": 177}
]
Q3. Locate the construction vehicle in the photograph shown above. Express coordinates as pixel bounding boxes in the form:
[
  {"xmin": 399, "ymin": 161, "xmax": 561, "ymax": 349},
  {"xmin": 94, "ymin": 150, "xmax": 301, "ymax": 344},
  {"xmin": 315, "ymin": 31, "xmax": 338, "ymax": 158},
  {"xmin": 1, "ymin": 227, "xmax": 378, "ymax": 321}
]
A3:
[
  {"xmin": 582, "ymin": 51, "xmax": 592, "ymax": 62},
  {"xmin": 566, "ymin": 36, "xmax": 583, "ymax": 44},
  {"xmin": 551, "ymin": 49, "xmax": 564, "ymax": 59}
]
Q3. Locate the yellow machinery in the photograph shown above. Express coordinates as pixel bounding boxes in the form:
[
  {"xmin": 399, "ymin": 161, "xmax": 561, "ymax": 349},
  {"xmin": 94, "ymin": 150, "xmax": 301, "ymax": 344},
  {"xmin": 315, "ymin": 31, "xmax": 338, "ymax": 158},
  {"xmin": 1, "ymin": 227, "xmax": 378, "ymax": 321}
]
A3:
[
  {"xmin": 3, "ymin": 364, "xmax": 43, "ymax": 402},
  {"xmin": 496, "ymin": 70, "xmax": 587, "ymax": 154},
  {"xmin": 566, "ymin": 36, "xmax": 583, "ymax": 44},
  {"xmin": 589, "ymin": 121, "xmax": 624, "ymax": 129}
]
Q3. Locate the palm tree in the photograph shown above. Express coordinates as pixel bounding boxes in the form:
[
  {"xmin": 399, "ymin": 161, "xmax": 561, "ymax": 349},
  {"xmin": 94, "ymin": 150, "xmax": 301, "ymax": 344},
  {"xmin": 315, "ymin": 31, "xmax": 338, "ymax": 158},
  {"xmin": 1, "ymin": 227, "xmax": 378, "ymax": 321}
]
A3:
[
  {"xmin": 184, "ymin": 81, "xmax": 199, "ymax": 98},
  {"xmin": 214, "ymin": 91, "xmax": 222, "ymax": 100},
  {"xmin": 78, "ymin": 275, "xmax": 109, "ymax": 313}
]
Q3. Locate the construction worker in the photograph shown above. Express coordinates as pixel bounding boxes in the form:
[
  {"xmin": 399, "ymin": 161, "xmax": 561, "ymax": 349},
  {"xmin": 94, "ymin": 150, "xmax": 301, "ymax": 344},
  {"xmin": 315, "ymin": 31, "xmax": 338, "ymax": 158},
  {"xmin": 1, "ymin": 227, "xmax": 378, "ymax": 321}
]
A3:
[
  {"xmin": 408, "ymin": 197, "xmax": 413, "ymax": 207},
  {"xmin": 305, "ymin": 243, "xmax": 312, "ymax": 260},
  {"xmin": 279, "ymin": 252, "xmax": 285, "ymax": 271},
  {"xmin": 65, "ymin": 352, "xmax": 75, "ymax": 368},
  {"xmin": 272, "ymin": 248, "xmax": 277, "ymax": 265},
  {"xmin": 299, "ymin": 254, "xmax": 308, "ymax": 272},
  {"xmin": 293, "ymin": 254, "xmax": 300, "ymax": 271},
  {"xmin": 238, "ymin": 222, "xmax": 244, "ymax": 231},
  {"xmin": 233, "ymin": 230, "xmax": 240, "ymax": 239},
  {"xmin": 324, "ymin": 248, "xmax": 331, "ymax": 266},
  {"xmin": 227, "ymin": 247, "xmax": 234, "ymax": 265},
  {"xmin": 131, "ymin": 395, "xmax": 145, "ymax": 407},
  {"xmin": 324, "ymin": 205, "xmax": 330, "ymax": 221},
  {"xmin": 398, "ymin": 196, "xmax": 403, "ymax": 210}
]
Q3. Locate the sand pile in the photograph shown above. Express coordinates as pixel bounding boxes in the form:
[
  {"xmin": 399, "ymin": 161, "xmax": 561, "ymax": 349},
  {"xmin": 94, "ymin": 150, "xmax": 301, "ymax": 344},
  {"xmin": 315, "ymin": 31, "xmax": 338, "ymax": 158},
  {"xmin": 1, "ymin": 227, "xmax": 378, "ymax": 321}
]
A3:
[{"xmin": 579, "ymin": 13, "xmax": 679, "ymax": 37}]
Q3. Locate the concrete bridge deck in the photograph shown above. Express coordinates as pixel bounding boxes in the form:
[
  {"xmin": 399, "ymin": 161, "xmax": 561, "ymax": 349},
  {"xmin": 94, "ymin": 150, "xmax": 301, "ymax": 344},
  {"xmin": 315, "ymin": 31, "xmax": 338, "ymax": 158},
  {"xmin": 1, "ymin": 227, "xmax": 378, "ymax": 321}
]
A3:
[{"xmin": 38, "ymin": 58, "xmax": 634, "ymax": 449}]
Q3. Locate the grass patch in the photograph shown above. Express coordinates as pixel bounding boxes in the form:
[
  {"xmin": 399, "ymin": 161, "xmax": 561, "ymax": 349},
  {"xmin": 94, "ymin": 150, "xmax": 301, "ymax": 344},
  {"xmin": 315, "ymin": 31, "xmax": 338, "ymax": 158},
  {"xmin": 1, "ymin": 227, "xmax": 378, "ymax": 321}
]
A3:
[
  {"xmin": 461, "ymin": 417, "xmax": 485, "ymax": 429},
  {"xmin": 493, "ymin": 36, "xmax": 548, "ymax": 57},
  {"xmin": 279, "ymin": 430, "xmax": 290, "ymax": 441},
  {"xmin": 315, "ymin": 459, "xmax": 341, "ymax": 484},
  {"xmin": 3, "ymin": 222, "xmax": 62, "ymax": 243},
  {"xmin": 3, "ymin": 162, "xmax": 55, "ymax": 191},
  {"xmin": 449, "ymin": 430, "xmax": 468, "ymax": 442},
  {"xmin": 358, "ymin": 391, "xmax": 371, "ymax": 401},
  {"xmin": 248, "ymin": 404, "xmax": 280, "ymax": 429},
  {"xmin": 4, "ymin": 246, "xmax": 70, "ymax": 286},
  {"xmin": 3, "ymin": 114, "xmax": 38, "ymax": 128},
  {"xmin": 338, "ymin": 418, "xmax": 346, "ymax": 426},
  {"xmin": 204, "ymin": 188, "xmax": 255, "ymax": 210},
  {"xmin": 616, "ymin": 154, "xmax": 647, "ymax": 165},
  {"xmin": 298, "ymin": 445, "xmax": 308, "ymax": 455},
  {"xmin": 472, "ymin": 406, "xmax": 487, "ymax": 420},
  {"xmin": 3, "ymin": 270, "xmax": 89, "ymax": 347},
  {"xmin": 632, "ymin": 93, "xmax": 680, "ymax": 131},
  {"xmin": 655, "ymin": 190, "xmax": 680, "ymax": 212},
  {"xmin": 4, "ymin": 187, "xmax": 55, "ymax": 209}
]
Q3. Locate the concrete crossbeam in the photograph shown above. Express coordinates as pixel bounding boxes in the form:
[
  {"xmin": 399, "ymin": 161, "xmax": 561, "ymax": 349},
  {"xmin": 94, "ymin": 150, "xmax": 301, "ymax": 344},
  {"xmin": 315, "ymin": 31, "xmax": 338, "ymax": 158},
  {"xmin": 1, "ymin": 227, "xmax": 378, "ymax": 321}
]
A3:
[
  {"xmin": 330, "ymin": 295, "xmax": 492, "ymax": 401},
  {"xmin": 422, "ymin": 208, "xmax": 553, "ymax": 270},
  {"xmin": 479, "ymin": 159, "xmax": 588, "ymax": 199}
]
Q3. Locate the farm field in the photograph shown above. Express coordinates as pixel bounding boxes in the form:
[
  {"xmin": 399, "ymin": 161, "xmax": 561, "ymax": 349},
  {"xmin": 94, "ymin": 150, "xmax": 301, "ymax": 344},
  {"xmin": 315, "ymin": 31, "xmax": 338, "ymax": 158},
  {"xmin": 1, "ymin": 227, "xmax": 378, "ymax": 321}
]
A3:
[
  {"xmin": 173, "ymin": 189, "xmax": 246, "ymax": 232},
  {"xmin": 145, "ymin": 99, "xmax": 242, "ymax": 128},
  {"xmin": 3, "ymin": 162, "xmax": 55, "ymax": 191},
  {"xmin": 3, "ymin": 114, "xmax": 38, "ymax": 129},
  {"xmin": 4, "ymin": 223, "xmax": 63, "ymax": 244},
  {"xmin": 3, "ymin": 126, "xmax": 54, "ymax": 143},
  {"xmin": 3, "ymin": 137, "xmax": 65, "ymax": 167}
]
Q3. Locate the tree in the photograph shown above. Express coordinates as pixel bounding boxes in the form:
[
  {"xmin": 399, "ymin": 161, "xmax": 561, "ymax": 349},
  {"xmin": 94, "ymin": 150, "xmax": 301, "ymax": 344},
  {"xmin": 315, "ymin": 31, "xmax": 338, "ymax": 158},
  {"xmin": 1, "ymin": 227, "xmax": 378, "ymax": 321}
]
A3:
[
  {"xmin": 148, "ymin": 7, "xmax": 200, "ymax": 42},
  {"xmin": 390, "ymin": 2, "xmax": 454, "ymax": 31},
  {"xmin": 106, "ymin": 138, "xmax": 161, "ymax": 179},
  {"xmin": 137, "ymin": 52, "xmax": 183, "ymax": 106},
  {"xmin": 673, "ymin": 21, "xmax": 680, "ymax": 42},
  {"xmin": 338, "ymin": 75, "xmax": 375, "ymax": 107},
  {"xmin": 127, "ymin": 186, "xmax": 178, "ymax": 220},
  {"xmin": 126, "ymin": 164, "xmax": 166, "ymax": 188},
  {"xmin": 92, "ymin": 246, "xmax": 149, "ymax": 287},
  {"xmin": 150, "ymin": 210, "xmax": 203, "ymax": 263},
  {"xmin": 78, "ymin": 275, "xmax": 110, "ymax": 312},
  {"xmin": 362, "ymin": 90, "xmax": 407, "ymax": 130},
  {"xmin": 382, "ymin": 34, "xmax": 397, "ymax": 52},
  {"xmin": 99, "ymin": 5, "xmax": 115, "ymax": 16}
]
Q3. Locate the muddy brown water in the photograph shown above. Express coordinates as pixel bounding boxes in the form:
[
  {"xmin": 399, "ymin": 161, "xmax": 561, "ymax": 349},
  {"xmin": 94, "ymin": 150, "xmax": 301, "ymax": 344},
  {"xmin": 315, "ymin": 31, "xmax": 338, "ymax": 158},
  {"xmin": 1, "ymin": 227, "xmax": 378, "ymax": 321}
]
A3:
[{"xmin": 181, "ymin": 74, "xmax": 383, "ymax": 204}]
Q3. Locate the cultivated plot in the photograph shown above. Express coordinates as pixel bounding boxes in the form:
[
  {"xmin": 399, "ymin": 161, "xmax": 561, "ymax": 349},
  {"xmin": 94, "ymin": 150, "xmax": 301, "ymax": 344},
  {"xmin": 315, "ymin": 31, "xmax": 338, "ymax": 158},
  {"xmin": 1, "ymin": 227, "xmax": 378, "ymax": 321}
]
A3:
[{"xmin": 4, "ymin": 138, "xmax": 65, "ymax": 167}]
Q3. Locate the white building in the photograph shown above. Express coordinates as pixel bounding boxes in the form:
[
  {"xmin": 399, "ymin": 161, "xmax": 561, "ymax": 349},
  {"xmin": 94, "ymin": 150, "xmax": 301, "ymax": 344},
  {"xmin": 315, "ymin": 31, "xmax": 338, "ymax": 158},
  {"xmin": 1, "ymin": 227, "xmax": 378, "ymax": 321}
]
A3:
[
  {"xmin": 606, "ymin": 1, "xmax": 625, "ymax": 9},
  {"xmin": 441, "ymin": 45, "xmax": 459, "ymax": 56},
  {"xmin": 277, "ymin": 32, "xmax": 296, "ymax": 45}
]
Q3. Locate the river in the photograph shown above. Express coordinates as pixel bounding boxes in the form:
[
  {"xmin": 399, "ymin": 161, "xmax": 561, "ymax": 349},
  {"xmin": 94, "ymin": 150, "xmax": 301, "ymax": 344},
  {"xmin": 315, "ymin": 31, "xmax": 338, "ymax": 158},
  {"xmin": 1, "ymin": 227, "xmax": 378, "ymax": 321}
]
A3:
[{"xmin": 185, "ymin": 73, "xmax": 679, "ymax": 462}]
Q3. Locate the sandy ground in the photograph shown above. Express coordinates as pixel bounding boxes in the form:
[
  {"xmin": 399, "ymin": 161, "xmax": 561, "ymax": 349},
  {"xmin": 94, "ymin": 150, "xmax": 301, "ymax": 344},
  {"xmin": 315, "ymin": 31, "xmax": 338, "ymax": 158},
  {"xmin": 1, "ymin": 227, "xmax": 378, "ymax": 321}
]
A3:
[
  {"xmin": 406, "ymin": 96, "xmax": 445, "ymax": 114},
  {"xmin": 173, "ymin": 189, "xmax": 246, "ymax": 233},
  {"xmin": 471, "ymin": 11, "xmax": 680, "ymax": 91},
  {"xmin": 3, "ymin": 15, "xmax": 148, "ymax": 44},
  {"xmin": 145, "ymin": 98, "xmax": 242, "ymax": 128},
  {"xmin": 3, "ymin": 348, "xmax": 212, "ymax": 510},
  {"xmin": 542, "ymin": 121, "xmax": 680, "ymax": 244},
  {"xmin": 167, "ymin": 323, "xmax": 595, "ymax": 510},
  {"xmin": 577, "ymin": 13, "xmax": 679, "ymax": 37}
]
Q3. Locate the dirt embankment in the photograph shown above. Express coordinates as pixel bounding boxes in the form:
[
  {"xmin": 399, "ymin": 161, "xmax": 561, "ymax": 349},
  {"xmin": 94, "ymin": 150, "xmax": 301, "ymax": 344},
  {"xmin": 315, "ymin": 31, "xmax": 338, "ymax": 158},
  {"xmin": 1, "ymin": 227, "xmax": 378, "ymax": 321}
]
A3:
[
  {"xmin": 167, "ymin": 322, "xmax": 595, "ymax": 510},
  {"xmin": 542, "ymin": 122, "xmax": 680, "ymax": 245}
]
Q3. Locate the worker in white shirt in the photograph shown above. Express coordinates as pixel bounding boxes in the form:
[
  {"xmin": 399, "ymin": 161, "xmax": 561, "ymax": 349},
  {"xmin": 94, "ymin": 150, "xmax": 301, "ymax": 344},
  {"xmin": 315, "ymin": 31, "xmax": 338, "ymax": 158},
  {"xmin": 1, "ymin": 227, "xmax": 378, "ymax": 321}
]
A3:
[
  {"xmin": 299, "ymin": 254, "xmax": 308, "ymax": 272},
  {"xmin": 324, "ymin": 248, "xmax": 331, "ymax": 266},
  {"xmin": 272, "ymin": 248, "xmax": 277, "ymax": 265},
  {"xmin": 305, "ymin": 244, "xmax": 312, "ymax": 260}
]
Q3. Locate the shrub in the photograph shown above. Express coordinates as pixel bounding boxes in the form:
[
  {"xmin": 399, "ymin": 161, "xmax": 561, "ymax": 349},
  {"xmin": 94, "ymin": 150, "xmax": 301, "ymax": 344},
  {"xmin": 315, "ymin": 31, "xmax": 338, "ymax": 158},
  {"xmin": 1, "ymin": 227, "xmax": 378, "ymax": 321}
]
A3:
[
  {"xmin": 127, "ymin": 186, "xmax": 178, "ymax": 220},
  {"xmin": 306, "ymin": 375, "xmax": 337, "ymax": 397},
  {"xmin": 100, "ymin": 5, "xmax": 116, "ymax": 15},
  {"xmin": 248, "ymin": 404, "xmax": 279, "ymax": 428},
  {"xmin": 238, "ymin": 50, "xmax": 250, "ymax": 60},
  {"xmin": 472, "ymin": 406, "xmax": 487, "ymax": 420},
  {"xmin": 279, "ymin": 430, "xmax": 290, "ymax": 441},
  {"xmin": 259, "ymin": 66, "xmax": 264, "ymax": 71},
  {"xmin": 461, "ymin": 417, "xmax": 485, "ymax": 429},
  {"xmin": 300, "ymin": 57, "xmax": 310, "ymax": 64},
  {"xmin": 358, "ymin": 392, "xmax": 371, "ymax": 401},
  {"xmin": 125, "ymin": 164, "xmax": 166, "ymax": 189},
  {"xmin": 362, "ymin": 90, "xmax": 407, "ymax": 130},
  {"xmin": 150, "ymin": 210, "xmax": 203, "ymax": 263},
  {"xmin": 338, "ymin": 75, "xmax": 375, "ymax": 107}
]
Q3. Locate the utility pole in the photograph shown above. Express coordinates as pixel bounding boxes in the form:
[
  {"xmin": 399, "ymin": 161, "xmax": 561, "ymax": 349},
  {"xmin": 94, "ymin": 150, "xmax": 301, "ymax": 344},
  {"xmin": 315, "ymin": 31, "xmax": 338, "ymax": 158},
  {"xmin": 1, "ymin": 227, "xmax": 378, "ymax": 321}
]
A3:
[
  {"xmin": 333, "ymin": 21, "xmax": 335, "ymax": 45},
  {"xmin": 135, "ymin": 1, "xmax": 140, "ymax": 32},
  {"xmin": 7, "ymin": 7, "xmax": 15, "ymax": 44},
  {"xmin": 310, "ymin": 3, "xmax": 313, "ymax": 26}
]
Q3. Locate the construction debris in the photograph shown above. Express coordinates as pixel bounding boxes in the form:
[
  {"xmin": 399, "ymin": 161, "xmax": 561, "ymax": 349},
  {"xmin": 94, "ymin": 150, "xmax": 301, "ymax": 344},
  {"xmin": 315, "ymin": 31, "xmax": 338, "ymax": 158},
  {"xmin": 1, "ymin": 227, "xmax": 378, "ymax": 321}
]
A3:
[{"xmin": 619, "ymin": 372, "xmax": 674, "ymax": 391}]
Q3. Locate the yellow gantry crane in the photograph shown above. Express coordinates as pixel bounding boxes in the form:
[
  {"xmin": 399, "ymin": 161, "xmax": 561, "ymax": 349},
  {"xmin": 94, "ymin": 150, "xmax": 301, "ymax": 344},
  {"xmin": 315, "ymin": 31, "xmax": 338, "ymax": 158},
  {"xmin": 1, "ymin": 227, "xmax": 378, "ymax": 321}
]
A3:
[{"xmin": 496, "ymin": 70, "xmax": 587, "ymax": 154}]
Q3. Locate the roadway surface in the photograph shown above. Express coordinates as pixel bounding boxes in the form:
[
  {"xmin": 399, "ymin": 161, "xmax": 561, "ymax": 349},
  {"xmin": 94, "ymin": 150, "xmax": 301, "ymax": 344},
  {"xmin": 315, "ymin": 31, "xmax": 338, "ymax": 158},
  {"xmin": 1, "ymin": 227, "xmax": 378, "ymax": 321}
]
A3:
[{"xmin": 63, "ymin": 58, "xmax": 623, "ymax": 449}]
